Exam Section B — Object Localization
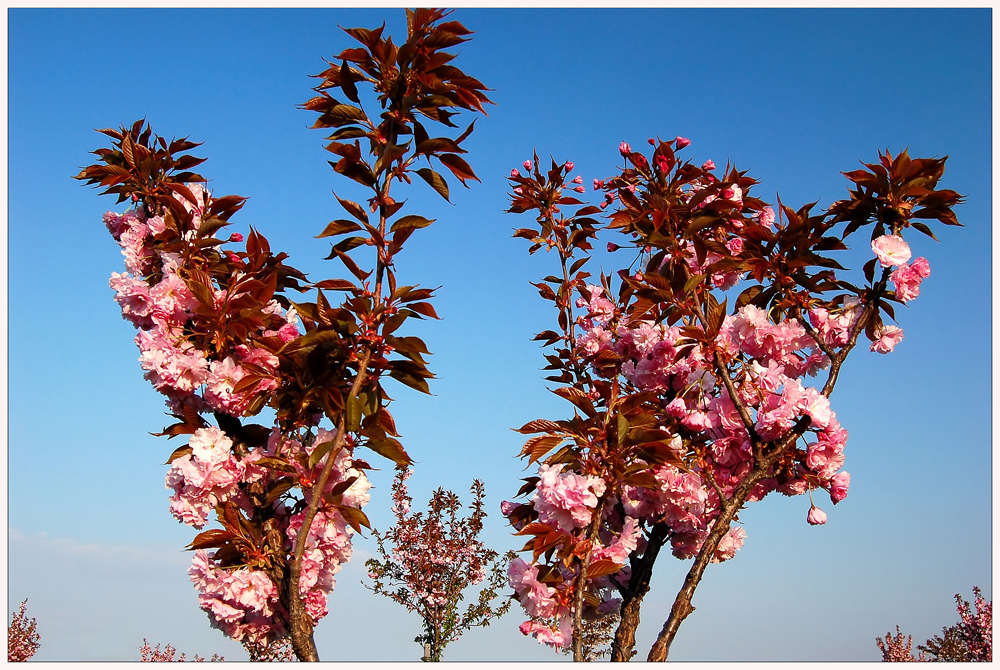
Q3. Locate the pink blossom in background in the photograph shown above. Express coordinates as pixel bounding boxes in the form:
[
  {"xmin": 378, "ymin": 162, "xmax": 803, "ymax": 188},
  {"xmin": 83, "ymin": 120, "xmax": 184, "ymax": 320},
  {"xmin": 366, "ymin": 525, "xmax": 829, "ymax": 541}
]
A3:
[{"xmin": 871, "ymin": 234, "xmax": 912, "ymax": 267}]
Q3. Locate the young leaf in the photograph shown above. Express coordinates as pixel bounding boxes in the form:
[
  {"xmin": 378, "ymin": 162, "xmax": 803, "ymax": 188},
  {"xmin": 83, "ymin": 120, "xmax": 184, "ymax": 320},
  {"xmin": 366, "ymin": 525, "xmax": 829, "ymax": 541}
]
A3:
[{"xmin": 416, "ymin": 168, "xmax": 450, "ymax": 201}]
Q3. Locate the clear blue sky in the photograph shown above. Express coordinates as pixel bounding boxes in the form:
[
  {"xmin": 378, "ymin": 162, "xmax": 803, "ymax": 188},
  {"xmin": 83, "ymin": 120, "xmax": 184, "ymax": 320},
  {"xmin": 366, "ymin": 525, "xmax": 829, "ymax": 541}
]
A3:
[{"xmin": 7, "ymin": 8, "xmax": 992, "ymax": 662}]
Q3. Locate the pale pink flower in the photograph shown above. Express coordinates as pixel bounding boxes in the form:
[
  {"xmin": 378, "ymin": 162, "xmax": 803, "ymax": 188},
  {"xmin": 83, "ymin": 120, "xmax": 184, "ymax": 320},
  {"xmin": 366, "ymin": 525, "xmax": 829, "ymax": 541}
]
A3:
[
  {"xmin": 593, "ymin": 516, "xmax": 641, "ymax": 565},
  {"xmin": 507, "ymin": 559, "xmax": 559, "ymax": 618},
  {"xmin": 712, "ymin": 526, "xmax": 746, "ymax": 563},
  {"xmin": 188, "ymin": 427, "xmax": 234, "ymax": 466},
  {"xmin": 807, "ymin": 506, "xmax": 827, "ymax": 525},
  {"xmin": 870, "ymin": 325, "xmax": 904, "ymax": 353},
  {"xmin": 871, "ymin": 235, "xmax": 912, "ymax": 267},
  {"xmin": 577, "ymin": 325, "xmax": 612, "ymax": 355},
  {"xmin": 759, "ymin": 207, "xmax": 775, "ymax": 227},
  {"xmin": 532, "ymin": 463, "xmax": 606, "ymax": 533},
  {"xmin": 146, "ymin": 215, "xmax": 167, "ymax": 236},
  {"xmin": 519, "ymin": 618, "xmax": 572, "ymax": 649},
  {"xmin": 890, "ymin": 258, "xmax": 930, "ymax": 302}
]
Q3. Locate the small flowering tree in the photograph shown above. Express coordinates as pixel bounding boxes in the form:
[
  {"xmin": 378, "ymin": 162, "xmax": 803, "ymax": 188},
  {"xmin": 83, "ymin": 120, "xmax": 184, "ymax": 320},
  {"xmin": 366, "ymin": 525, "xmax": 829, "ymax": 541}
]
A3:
[
  {"xmin": 8, "ymin": 600, "xmax": 40, "ymax": 662},
  {"xmin": 877, "ymin": 587, "xmax": 993, "ymax": 662},
  {"xmin": 502, "ymin": 141, "xmax": 962, "ymax": 661},
  {"xmin": 74, "ymin": 9, "xmax": 489, "ymax": 662},
  {"xmin": 139, "ymin": 639, "xmax": 224, "ymax": 662},
  {"xmin": 365, "ymin": 468, "xmax": 515, "ymax": 661}
]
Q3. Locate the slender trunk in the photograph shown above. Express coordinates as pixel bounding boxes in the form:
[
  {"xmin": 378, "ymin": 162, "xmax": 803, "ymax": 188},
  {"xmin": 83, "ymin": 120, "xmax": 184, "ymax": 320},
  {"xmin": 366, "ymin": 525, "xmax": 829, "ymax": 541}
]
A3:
[
  {"xmin": 432, "ymin": 612, "xmax": 441, "ymax": 662},
  {"xmin": 610, "ymin": 523, "xmax": 668, "ymax": 661},
  {"xmin": 645, "ymin": 469, "xmax": 765, "ymax": 662}
]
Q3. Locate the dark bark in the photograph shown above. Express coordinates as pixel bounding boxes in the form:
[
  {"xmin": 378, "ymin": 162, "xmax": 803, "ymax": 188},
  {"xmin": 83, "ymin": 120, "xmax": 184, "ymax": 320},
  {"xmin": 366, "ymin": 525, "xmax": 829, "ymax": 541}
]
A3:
[{"xmin": 610, "ymin": 523, "xmax": 669, "ymax": 661}]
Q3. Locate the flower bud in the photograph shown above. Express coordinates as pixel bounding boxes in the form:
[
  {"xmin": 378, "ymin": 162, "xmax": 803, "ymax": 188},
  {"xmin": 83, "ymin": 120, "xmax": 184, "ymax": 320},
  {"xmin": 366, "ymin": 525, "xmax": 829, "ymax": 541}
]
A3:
[
  {"xmin": 702, "ymin": 159, "xmax": 715, "ymax": 171},
  {"xmin": 619, "ymin": 141, "xmax": 631, "ymax": 155},
  {"xmin": 228, "ymin": 232, "xmax": 244, "ymax": 243},
  {"xmin": 675, "ymin": 136, "xmax": 691, "ymax": 149},
  {"xmin": 807, "ymin": 506, "xmax": 827, "ymax": 525},
  {"xmin": 523, "ymin": 160, "xmax": 533, "ymax": 170},
  {"xmin": 565, "ymin": 161, "xmax": 574, "ymax": 171},
  {"xmin": 511, "ymin": 168, "xmax": 519, "ymax": 177},
  {"xmin": 607, "ymin": 242, "xmax": 620, "ymax": 252}
]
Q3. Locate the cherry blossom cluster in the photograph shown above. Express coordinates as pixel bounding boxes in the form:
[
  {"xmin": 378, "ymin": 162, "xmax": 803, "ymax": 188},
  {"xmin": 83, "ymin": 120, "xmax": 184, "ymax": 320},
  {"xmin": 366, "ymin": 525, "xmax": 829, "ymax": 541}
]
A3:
[
  {"xmin": 104, "ymin": 189, "xmax": 297, "ymax": 418},
  {"xmin": 180, "ymin": 427, "xmax": 370, "ymax": 645},
  {"xmin": 102, "ymin": 194, "xmax": 372, "ymax": 647},
  {"xmin": 503, "ymin": 139, "xmax": 945, "ymax": 655}
]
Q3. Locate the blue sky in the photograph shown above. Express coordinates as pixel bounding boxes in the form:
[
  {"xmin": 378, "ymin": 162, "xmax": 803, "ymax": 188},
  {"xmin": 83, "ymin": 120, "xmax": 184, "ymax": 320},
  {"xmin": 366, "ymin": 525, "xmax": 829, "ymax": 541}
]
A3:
[{"xmin": 7, "ymin": 8, "xmax": 992, "ymax": 662}]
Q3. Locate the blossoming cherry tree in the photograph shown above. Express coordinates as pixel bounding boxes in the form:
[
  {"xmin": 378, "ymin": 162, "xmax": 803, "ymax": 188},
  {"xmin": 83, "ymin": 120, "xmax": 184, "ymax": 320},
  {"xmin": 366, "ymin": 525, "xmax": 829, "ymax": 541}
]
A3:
[
  {"xmin": 75, "ymin": 9, "xmax": 489, "ymax": 661},
  {"xmin": 502, "ymin": 142, "xmax": 961, "ymax": 661}
]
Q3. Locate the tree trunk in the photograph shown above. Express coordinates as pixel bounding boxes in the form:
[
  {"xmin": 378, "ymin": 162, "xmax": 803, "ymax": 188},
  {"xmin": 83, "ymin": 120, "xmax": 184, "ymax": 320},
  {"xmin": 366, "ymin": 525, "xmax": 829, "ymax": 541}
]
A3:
[{"xmin": 610, "ymin": 522, "xmax": 668, "ymax": 662}]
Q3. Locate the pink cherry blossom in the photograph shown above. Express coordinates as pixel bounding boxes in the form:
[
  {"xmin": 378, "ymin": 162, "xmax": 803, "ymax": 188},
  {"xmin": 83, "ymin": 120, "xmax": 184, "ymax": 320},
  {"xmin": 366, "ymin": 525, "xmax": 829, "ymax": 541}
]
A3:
[
  {"xmin": 870, "ymin": 325, "xmax": 904, "ymax": 353},
  {"xmin": 519, "ymin": 618, "xmax": 572, "ymax": 649},
  {"xmin": 711, "ymin": 526, "xmax": 746, "ymax": 563},
  {"xmin": 871, "ymin": 235, "xmax": 912, "ymax": 267},
  {"xmin": 532, "ymin": 463, "xmax": 607, "ymax": 533},
  {"xmin": 890, "ymin": 258, "xmax": 930, "ymax": 302},
  {"xmin": 829, "ymin": 471, "xmax": 851, "ymax": 504}
]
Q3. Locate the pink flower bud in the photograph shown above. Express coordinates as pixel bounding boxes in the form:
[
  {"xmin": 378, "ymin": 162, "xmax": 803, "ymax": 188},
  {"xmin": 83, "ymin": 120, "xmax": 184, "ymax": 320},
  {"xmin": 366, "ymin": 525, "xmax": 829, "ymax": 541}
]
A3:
[
  {"xmin": 593, "ymin": 179, "xmax": 603, "ymax": 190},
  {"xmin": 647, "ymin": 138, "xmax": 656, "ymax": 145},
  {"xmin": 228, "ymin": 232, "xmax": 244, "ymax": 243},
  {"xmin": 227, "ymin": 251, "xmax": 241, "ymax": 263},
  {"xmin": 607, "ymin": 242, "xmax": 620, "ymax": 252},
  {"xmin": 675, "ymin": 136, "xmax": 691, "ymax": 149},
  {"xmin": 572, "ymin": 176, "xmax": 583, "ymax": 184},
  {"xmin": 619, "ymin": 141, "xmax": 631, "ymax": 155},
  {"xmin": 807, "ymin": 506, "xmax": 827, "ymax": 525},
  {"xmin": 565, "ymin": 161, "xmax": 574, "ymax": 171},
  {"xmin": 574, "ymin": 186, "xmax": 586, "ymax": 193},
  {"xmin": 511, "ymin": 168, "xmax": 519, "ymax": 177},
  {"xmin": 523, "ymin": 160, "xmax": 533, "ymax": 170},
  {"xmin": 702, "ymin": 159, "xmax": 715, "ymax": 171}
]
